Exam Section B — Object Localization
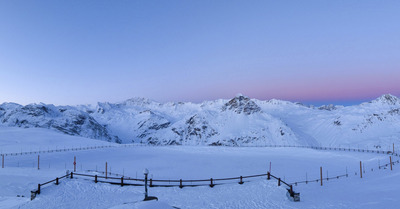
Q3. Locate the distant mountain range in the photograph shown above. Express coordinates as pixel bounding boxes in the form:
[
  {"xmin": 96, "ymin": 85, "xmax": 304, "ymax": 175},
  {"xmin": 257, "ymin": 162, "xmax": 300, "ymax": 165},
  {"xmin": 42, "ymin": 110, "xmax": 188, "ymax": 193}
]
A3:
[{"xmin": 1, "ymin": 94, "xmax": 399, "ymax": 147}]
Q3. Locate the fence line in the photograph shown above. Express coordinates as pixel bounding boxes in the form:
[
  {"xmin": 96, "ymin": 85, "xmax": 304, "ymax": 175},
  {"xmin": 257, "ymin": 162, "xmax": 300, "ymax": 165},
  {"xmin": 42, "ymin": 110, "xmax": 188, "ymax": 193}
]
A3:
[
  {"xmin": 1, "ymin": 143, "xmax": 156, "ymax": 157},
  {"xmin": 30, "ymin": 170, "xmax": 293, "ymax": 200},
  {"xmin": 1, "ymin": 142, "xmax": 178, "ymax": 157},
  {"xmin": 28, "ymin": 143, "xmax": 399, "ymax": 202},
  {"xmin": 289, "ymin": 158, "xmax": 399, "ymax": 186},
  {"xmin": 3, "ymin": 143, "xmax": 397, "ymax": 157},
  {"xmin": 5, "ymin": 143, "xmax": 398, "ymax": 174},
  {"xmin": 286, "ymin": 145, "xmax": 400, "ymax": 186},
  {"xmin": 83, "ymin": 169, "xmax": 290, "ymax": 187},
  {"xmin": 1, "ymin": 145, "xmax": 115, "ymax": 157},
  {"xmin": 259, "ymin": 144, "xmax": 397, "ymax": 156},
  {"xmin": 74, "ymin": 171, "xmax": 291, "ymax": 188}
]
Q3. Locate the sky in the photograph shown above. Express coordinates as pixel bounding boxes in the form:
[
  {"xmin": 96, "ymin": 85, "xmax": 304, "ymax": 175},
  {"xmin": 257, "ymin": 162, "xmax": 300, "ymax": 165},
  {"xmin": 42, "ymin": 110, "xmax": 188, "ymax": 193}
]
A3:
[{"xmin": 0, "ymin": 0, "xmax": 399, "ymax": 106}]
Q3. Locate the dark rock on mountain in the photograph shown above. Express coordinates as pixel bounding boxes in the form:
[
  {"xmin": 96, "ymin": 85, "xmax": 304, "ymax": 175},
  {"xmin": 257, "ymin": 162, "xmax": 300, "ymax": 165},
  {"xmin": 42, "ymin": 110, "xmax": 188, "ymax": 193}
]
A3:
[
  {"xmin": 222, "ymin": 94, "xmax": 261, "ymax": 115},
  {"xmin": 318, "ymin": 104, "xmax": 337, "ymax": 111},
  {"xmin": 371, "ymin": 94, "xmax": 399, "ymax": 105},
  {"xmin": 171, "ymin": 114, "xmax": 218, "ymax": 145},
  {"xmin": 0, "ymin": 103, "xmax": 120, "ymax": 143},
  {"xmin": 136, "ymin": 110, "xmax": 171, "ymax": 144}
]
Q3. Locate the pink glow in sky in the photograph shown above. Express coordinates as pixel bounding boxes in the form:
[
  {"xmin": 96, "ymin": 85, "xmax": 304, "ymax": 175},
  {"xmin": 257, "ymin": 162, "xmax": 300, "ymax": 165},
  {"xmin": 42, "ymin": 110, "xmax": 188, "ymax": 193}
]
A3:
[
  {"xmin": 249, "ymin": 72, "xmax": 400, "ymax": 101},
  {"xmin": 0, "ymin": 1, "xmax": 399, "ymax": 106}
]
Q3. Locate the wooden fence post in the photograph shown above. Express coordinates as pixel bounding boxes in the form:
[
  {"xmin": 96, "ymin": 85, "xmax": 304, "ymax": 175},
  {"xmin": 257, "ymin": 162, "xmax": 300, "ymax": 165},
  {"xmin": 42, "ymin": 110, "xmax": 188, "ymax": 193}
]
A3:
[
  {"xmin": 239, "ymin": 176, "xmax": 243, "ymax": 184},
  {"xmin": 306, "ymin": 172, "xmax": 308, "ymax": 184},
  {"xmin": 179, "ymin": 179, "xmax": 183, "ymax": 188},
  {"xmin": 267, "ymin": 172, "xmax": 270, "ymax": 180},
  {"xmin": 2, "ymin": 154, "xmax": 4, "ymax": 168},
  {"xmin": 269, "ymin": 161, "xmax": 272, "ymax": 173},
  {"xmin": 56, "ymin": 177, "xmax": 59, "ymax": 185},
  {"xmin": 320, "ymin": 167, "xmax": 323, "ymax": 186},
  {"xmin": 390, "ymin": 156, "xmax": 393, "ymax": 171},
  {"xmin": 393, "ymin": 143, "xmax": 395, "ymax": 154},
  {"xmin": 105, "ymin": 162, "xmax": 108, "ymax": 179},
  {"xmin": 38, "ymin": 184, "xmax": 41, "ymax": 194},
  {"xmin": 121, "ymin": 177, "xmax": 124, "ymax": 187},
  {"xmin": 70, "ymin": 172, "xmax": 73, "ymax": 179},
  {"xmin": 38, "ymin": 155, "xmax": 40, "ymax": 170},
  {"xmin": 150, "ymin": 179, "xmax": 153, "ymax": 187},
  {"xmin": 95, "ymin": 175, "xmax": 98, "ymax": 183},
  {"xmin": 210, "ymin": 178, "xmax": 214, "ymax": 187},
  {"xmin": 74, "ymin": 156, "xmax": 76, "ymax": 172},
  {"xmin": 360, "ymin": 161, "xmax": 362, "ymax": 178},
  {"xmin": 278, "ymin": 178, "xmax": 281, "ymax": 186}
]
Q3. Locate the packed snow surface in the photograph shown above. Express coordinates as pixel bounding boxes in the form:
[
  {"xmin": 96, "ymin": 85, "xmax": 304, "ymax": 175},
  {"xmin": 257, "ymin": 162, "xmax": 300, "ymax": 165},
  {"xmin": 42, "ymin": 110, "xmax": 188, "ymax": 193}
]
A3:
[{"xmin": 1, "ymin": 128, "xmax": 400, "ymax": 208}]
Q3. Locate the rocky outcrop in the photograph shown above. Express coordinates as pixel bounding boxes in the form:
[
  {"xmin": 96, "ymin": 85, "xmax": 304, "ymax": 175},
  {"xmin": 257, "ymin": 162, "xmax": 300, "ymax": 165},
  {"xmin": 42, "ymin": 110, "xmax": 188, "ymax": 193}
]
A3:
[
  {"xmin": 171, "ymin": 114, "xmax": 218, "ymax": 145},
  {"xmin": 136, "ymin": 110, "xmax": 171, "ymax": 144},
  {"xmin": 222, "ymin": 94, "xmax": 261, "ymax": 115},
  {"xmin": 370, "ymin": 94, "xmax": 399, "ymax": 105},
  {"xmin": 318, "ymin": 104, "xmax": 337, "ymax": 111}
]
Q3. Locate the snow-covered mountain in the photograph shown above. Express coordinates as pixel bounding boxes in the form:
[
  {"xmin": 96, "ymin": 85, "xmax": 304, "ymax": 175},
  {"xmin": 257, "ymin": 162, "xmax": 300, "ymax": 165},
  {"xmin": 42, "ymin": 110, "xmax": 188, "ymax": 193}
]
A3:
[
  {"xmin": 1, "ymin": 94, "xmax": 400, "ymax": 147},
  {"xmin": 0, "ymin": 103, "xmax": 120, "ymax": 143}
]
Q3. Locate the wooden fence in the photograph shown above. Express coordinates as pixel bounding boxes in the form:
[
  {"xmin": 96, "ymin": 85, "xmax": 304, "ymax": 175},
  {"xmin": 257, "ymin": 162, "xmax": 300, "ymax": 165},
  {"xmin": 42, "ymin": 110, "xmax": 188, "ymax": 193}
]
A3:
[{"xmin": 30, "ymin": 170, "xmax": 294, "ymax": 200}]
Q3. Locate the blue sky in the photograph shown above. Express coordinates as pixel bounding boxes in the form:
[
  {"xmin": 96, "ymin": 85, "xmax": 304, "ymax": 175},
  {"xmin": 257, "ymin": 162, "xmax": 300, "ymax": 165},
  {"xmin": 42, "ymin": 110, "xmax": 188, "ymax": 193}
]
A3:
[{"xmin": 0, "ymin": 0, "xmax": 399, "ymax": 106}]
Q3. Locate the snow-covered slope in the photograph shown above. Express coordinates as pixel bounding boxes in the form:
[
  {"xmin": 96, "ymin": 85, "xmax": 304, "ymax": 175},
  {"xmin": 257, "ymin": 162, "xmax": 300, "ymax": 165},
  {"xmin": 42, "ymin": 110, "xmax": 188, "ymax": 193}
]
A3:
[
  {"xmin": 0, "ymin": 127, "xmax": 113, "ymax": 154},
  {"xmin": 87, "ymin": 95, "xmax": 300, "ymax": 146},
  {"xmin": 1, "ymin": 94, "xmax": 400, "ymax": 147},
  {"xmin": 258, "ymin": 94, "xmax": 400, "ymax": 147},
  {"xmin": 0, "ymin": 103, "xmax": 120, "ymax": 143}
]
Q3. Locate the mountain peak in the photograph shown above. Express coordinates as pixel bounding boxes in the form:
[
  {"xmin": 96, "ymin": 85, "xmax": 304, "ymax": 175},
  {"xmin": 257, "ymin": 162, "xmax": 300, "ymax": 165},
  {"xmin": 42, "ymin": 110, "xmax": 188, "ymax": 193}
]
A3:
[
  {"xmin": 235, "ymin": 93, "xmax": 244, "ymax": 97},
  {"xmin": 372, "ymin": 94, "xmax": 399, "ymax": 105},
  {"xmin": 222, "ymin": 95, "xmax": 261, "ymax": 115},
  {"xmin": 122, "ymin": 97, "xmax": 157, "ymax": 106}
]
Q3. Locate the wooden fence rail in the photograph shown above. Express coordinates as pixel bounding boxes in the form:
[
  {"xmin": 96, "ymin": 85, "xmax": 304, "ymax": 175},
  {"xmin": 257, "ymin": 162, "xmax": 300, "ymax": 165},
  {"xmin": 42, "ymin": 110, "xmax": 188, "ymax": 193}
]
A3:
[
  {"xmin": 31, "ymin": 170, "xmax": 293, "ymax": 200},
  {"xmin": 72, "ymin": 171, "xmax": 291, "ymax": 188}
]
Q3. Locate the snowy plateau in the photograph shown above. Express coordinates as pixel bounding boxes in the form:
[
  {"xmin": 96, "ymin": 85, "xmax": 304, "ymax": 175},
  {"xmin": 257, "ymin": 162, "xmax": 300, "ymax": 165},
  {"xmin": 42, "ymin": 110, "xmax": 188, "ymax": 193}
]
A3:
[{"xmin": 1, "ymin": 94, "xmax": 400, "ymax": 209}]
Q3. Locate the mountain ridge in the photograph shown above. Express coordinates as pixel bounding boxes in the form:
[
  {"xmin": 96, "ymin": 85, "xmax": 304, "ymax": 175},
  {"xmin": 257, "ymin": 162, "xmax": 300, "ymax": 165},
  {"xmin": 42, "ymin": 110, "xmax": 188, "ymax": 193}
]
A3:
[{"xmin": 1, "ymin": 94, "xmax": 399, "ymax": 147}]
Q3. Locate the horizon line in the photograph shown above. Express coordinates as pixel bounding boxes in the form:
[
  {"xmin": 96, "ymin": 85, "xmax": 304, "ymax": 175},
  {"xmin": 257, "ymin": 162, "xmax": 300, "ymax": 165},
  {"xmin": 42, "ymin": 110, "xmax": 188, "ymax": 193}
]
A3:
[{"xmin": 1, "ymin": 93, "xmax": 398, "ymax": 107}]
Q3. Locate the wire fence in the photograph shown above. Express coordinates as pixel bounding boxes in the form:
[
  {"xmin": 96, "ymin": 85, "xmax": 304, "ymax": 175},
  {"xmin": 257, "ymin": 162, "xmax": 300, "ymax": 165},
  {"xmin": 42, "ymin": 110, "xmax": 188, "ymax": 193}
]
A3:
[
  {"xmin": 3, "ymin": 143, "xmax": 398, "ymax": 157},
  {"xmin": 285, "ymin": 145, "xmax": 400, "ymax": 186},
  {"xmin": 1, "ymin": 145, "xmax": 114, "ymax": 157},
  {"xmin": 260, "ymin": 144, "xmax": 398, "ymax": 156},
  {"xmin": 0, "ymin": 143, "xmax": 149, "ymax": 168},
  {"xmin": 0, "ymin": 143, "xmax": 163, "ymax": 158},
  {"xmin": 289, "ymin": 157, "xmax": 399, "ymax": 186}
]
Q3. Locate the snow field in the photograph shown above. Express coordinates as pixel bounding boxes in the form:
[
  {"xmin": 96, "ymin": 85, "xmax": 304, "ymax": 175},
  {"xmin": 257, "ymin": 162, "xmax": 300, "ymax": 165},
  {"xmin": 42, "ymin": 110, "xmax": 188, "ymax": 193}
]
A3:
[
  {"xmin": 3, "ymin": 146, "xmax": 390, "ymax": 181},
  {"xmin": 1, "ymin": 128, "xmax": 400, "ymax": 208},
  {"xmin": 2, "ymin": 145, "xmax": 399, "ymax": 208},
  {"xmin": 0, "ymin": 127, "xmax": 114, "ymax": 154}
]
